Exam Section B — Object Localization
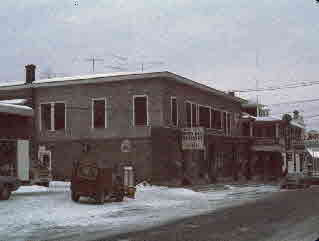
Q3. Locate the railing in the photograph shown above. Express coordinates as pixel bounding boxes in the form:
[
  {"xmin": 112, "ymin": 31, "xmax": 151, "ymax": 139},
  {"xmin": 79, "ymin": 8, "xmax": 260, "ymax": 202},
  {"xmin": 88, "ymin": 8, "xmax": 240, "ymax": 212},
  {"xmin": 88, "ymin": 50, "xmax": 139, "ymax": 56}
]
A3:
[
  {"xmin": 292, "ymin": 139, "xmax": 305, "ymax": 145},
  {"xmin": 253, "ymin": 138, "xmax": 280, "ymax": 145}
]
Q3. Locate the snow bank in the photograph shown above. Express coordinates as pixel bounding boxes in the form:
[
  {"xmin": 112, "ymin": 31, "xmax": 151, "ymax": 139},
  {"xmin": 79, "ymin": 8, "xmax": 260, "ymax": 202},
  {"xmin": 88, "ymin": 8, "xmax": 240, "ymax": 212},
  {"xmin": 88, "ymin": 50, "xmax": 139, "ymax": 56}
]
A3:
[
  {"xmin": 0, "ymin": 182, "xmax": 279, "ymax": 241},
  {"xmin": 1, "ymin": 182, "xmax": 209, "ymax": 241}
]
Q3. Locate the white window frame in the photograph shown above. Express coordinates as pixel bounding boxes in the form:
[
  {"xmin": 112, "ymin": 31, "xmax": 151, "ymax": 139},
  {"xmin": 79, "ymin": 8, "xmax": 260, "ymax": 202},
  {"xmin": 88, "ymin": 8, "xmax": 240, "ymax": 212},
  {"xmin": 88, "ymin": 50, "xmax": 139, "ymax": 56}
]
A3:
[
  {"xmin": 38, "ymin": 150, "xmax": 52, "ymax": 171},
  {"xmin": 185, "ymin": 101, "xmax": 192, "ymax": 128},
  {"xmin": 185, "ymin": 100, "xmax": 198, "ymax": 128},
  {"xmin": 223, "ymin": 111, "xmax": 228, "ymax": 136},
  {"xmin": 170, "ymin": 96, "xmax": 178, "ymax": 127},
  {"xmin": 39, "ymin": 101, "xmax": 67, "ymax": 131},
  {"xmin": 133, "ymin": 95, "xmax": 149, "ymax": 126},
  {"xmin": 91, "ymin": 97, "xmax": 107, "ymax": 129},
  {"xmin": 226, "ymin": 112, "xmax": 232, "ymax": 136}
]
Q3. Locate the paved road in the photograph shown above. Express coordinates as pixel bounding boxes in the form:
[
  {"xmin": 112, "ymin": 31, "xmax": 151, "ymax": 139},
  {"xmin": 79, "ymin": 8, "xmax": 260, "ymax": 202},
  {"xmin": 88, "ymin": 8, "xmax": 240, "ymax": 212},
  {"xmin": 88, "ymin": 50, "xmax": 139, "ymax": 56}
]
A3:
[{"xmin": 103, "ymin": 186, "xmax": 319, "ymax": 241}]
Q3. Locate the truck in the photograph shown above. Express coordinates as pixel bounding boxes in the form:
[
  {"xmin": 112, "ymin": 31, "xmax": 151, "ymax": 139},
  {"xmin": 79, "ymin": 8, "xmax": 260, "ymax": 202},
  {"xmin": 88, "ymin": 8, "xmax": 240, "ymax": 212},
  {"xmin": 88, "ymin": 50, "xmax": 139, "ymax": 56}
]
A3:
[
  {"xmin": 71, "ymin": 158, "xmax": 135, "ymax": 204},
  {"xmin": 0, "ymin": 139, "xmax": 52, "ymax": 200}
]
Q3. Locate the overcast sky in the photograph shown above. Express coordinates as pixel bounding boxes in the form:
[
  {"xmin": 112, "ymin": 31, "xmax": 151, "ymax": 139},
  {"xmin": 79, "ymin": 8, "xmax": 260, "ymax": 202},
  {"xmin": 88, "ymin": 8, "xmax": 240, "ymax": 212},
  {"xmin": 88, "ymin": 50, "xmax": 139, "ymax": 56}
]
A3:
[{"xmin": 1, "ymin": 0, "xmax": 319, "ymax": 129}]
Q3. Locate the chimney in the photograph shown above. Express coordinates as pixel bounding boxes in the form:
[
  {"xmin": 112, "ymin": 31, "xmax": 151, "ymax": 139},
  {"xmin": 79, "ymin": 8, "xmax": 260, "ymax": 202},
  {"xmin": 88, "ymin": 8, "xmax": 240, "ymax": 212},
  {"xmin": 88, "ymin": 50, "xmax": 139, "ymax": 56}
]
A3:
[
  {"xmin": 228, "ymin": 91, "xmax": 235, "ymax": 96},
  {"xmin": 25, "ymin": 64, "xmax": 36, "ymax": 84}
]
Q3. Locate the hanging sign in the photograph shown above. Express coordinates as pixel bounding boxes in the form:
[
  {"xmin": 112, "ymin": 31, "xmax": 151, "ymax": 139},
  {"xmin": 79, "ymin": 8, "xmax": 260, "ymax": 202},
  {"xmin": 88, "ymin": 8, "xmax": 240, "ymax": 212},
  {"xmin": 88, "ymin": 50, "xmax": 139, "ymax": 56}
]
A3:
[{"xmin": 181, "ymin": 127, "xmax": 205, "ymax": 150}]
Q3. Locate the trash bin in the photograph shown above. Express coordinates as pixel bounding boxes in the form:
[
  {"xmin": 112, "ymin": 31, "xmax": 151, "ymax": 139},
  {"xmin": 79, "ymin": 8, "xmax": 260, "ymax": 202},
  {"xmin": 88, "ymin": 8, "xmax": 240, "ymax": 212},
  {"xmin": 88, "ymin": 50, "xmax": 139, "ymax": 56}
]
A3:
[{"xmin": 127, "ymin": 186, "xmax": 136, "ymax": 199}]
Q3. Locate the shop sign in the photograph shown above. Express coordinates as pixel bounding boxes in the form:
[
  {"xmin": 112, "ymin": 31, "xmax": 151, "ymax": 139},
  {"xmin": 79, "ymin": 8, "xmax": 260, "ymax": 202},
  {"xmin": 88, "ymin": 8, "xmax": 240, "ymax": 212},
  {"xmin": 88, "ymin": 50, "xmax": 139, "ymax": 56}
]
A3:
[{"xmin": 181, "ymin": 127, "xmax": 205, "ymax": 150}]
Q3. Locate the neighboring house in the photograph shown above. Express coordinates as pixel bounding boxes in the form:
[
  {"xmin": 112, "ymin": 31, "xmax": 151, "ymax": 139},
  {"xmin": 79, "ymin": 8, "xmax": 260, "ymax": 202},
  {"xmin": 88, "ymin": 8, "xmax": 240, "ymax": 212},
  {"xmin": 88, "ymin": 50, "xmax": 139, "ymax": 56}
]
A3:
[
  {"xmin": 241, "ymin": 102, "xmax": 306, "ymax": 180},
  {"xmin": 0, "ymin": 102, "xmax": 33, "ymax": 139},
  {"xmin": 0, "ymin": 65, "xmax": 249, "ymax": 184},
  {"xmin": 306, "ymin": 129, "xmax": 319, "ymax": 140},
  {"xmin": 305, "ymin": 148, "xmax": 319, "ymax": 177}
]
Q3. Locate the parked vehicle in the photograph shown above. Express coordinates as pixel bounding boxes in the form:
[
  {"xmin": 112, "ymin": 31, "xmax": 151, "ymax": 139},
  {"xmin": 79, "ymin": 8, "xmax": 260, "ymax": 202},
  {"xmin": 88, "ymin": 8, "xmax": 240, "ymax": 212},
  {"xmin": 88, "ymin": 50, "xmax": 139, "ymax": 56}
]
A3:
[
  {"xmin": 71, "ymin": 159, "xmax": 134, "ymax": 204},
  {"xmin": 0, "ymin": 139, "xmax": 52, "ymax": 200},
  {"xmin": 280, "ymin": 174, "xmax": 311, "ymax": 189}
]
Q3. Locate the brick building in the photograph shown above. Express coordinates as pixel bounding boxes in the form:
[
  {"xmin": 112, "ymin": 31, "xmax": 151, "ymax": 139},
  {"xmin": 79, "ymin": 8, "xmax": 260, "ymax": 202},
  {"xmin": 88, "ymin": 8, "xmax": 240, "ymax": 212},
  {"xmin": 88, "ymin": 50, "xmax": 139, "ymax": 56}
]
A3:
[
  {"xmin": 241, "ymin": 103, "xmax": 306, "ymax": 180},
  {"xmin": 0, "ymin": 65, "xmax": 253, "ymax": 184}
]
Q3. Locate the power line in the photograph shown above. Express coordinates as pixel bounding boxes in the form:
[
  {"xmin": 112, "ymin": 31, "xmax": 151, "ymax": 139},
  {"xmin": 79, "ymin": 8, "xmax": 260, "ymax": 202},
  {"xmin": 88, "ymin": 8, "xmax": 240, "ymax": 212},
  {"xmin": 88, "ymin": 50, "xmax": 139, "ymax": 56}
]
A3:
[
  {"xmin": 268, "ymin": 98, "xmax": 319, "ymax": 106},
  {"xmin": 234, "ymin": 79, "xmax": 319, "ymax": 93},
  {"xmin": 104, "ymin": 65, "xmax": 128, "ymax": 71}
]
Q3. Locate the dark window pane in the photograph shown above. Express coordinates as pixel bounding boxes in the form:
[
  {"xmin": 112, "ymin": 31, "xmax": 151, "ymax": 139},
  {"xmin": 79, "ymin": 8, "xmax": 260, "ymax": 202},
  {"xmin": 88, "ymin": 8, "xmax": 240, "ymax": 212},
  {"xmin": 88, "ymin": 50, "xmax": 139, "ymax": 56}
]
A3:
[
  {"xmin": 186, "ymin": 102, "xmax": 191, "ymax": 128},
  {"xmin": 210, "ymin": 109, "xmax": 214, "ymax": 128},
  {"xmin": 41, "ymin": 103, "xmax": 51, "ymax": 131},
  {"xmin": 191, "ymin": 103, "xmax": 197, "ymax": 127},
  {"xmin": 227, "ymin": 113, "xmax": 231, "ymax": 136},
  {"xmin": 134, "ymin": 97, "xmax": 147, "ymax": 125},
  {"xmin": 223, "ymin": 112, "xmax": 227, "ymax": 134},
  {"xmin": 54, "ymin": 103, "xmax": 65, "ymax": 130},
  {"xmin": 93, "ymin": 99, "xmax": 105, "ymax": 128},
  {"xmin": 214, "ymin": 110, "xmax": 221, "ymax": 129},
  {"xmin": 199, "ymin": 106, "xmax": 210, "ymax": 128},
  {"xmin": 171, "ymin": 98, "xmax": 177, "ymax": 126}
]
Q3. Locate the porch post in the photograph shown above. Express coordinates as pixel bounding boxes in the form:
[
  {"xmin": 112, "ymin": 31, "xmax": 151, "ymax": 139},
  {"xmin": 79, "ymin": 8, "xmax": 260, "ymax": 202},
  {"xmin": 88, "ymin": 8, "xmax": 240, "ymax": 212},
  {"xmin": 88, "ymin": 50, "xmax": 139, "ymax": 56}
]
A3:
[
  {"xmin": 250, "ymin": 122, "xmax": 253, "ymax": 137},
  {"xmin": 275, "ymin": 123, "xmax": 279, "ymax": 138}
]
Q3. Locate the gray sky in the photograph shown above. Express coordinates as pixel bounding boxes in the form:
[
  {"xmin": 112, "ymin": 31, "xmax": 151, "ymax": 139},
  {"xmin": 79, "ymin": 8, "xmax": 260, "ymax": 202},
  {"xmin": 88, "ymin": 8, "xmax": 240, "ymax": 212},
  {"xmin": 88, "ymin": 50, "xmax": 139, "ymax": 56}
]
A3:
[{"xmin": 1, "ymin": 0, "xmax": 319, "ymax": 129}]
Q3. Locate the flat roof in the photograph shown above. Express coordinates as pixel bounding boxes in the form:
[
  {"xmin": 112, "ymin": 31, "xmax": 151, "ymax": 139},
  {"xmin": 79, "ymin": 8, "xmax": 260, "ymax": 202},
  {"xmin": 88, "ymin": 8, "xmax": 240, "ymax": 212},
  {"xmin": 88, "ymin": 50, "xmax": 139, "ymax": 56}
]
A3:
[{"xmin": 0, "ymin": 71, "xmax": 246, "ymax": 103}]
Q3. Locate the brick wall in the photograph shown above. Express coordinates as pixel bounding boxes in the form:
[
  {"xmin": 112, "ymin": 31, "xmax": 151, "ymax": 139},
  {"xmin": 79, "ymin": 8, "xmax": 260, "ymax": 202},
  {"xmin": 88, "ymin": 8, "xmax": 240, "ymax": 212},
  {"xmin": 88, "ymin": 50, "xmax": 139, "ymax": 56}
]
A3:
[
  {"xmin": 151, "ymin": 127, "xmax": 183, "ymax": 183},
  {"xmin": 0, "ymin": 113, "xmax": 32, "ymax": 139},
  {"xmin": 39, "ymin": 137, "xmax": 152, "ymax": 181},
  {"xmin": 34, "ymin": 78, "xmax": 165, "ymax": 142},
  {"xmin": 161, "ymin": 79, "xmax": 242, "ymax": 135}
]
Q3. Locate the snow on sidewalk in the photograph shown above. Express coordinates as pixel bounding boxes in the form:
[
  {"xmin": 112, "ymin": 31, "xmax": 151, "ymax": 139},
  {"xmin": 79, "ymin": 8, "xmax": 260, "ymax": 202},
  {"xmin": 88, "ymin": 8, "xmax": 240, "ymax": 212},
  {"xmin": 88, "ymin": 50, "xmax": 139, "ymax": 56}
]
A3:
[
  {"xmin": 0, "ymin": 182, "xmax": 279, "ymax": 241},
  {"xmin": 0, "ymin": 182, "xmax": 210, "ymax": 241}
]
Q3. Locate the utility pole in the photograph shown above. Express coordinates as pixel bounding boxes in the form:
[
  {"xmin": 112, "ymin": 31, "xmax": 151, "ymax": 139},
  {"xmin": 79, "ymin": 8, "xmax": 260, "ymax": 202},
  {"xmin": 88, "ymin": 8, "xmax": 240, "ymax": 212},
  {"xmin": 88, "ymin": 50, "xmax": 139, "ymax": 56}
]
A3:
[
  {"xmin": 84, "ymin": 57, "xmax": 104, "ymax": 73},
  {"xmin": 255, "ymin": 50, "xmax": 260, "ymax": 117}
]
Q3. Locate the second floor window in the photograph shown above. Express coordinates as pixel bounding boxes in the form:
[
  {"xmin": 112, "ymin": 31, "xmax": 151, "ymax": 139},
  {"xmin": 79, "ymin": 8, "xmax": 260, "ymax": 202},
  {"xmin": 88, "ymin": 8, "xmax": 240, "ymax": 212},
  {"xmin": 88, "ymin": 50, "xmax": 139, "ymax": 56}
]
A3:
[
  {"xmin": 199, "ymin": 106, "xmax": 210, "ymax": 128},
  {"xmin": 192, "ymin": 103, "xmax": 197, "ymax": 127},
  {"xmin": 134, "ymin": 96, "xmax": 148, "ymax": 126},
  {"xmin": 40, "ymin": 102, "xmax": 66, "ymax": 131},
  {"xmin": 92, "ymin": 99, "xmax": 106, "ymax": 129},
  {"xmin": 223, "ymin": 112, "xmax": 227, "ymax": 134},
  {"xmin": 227, "ymin": 113, "xmax": 231, "ymax": 136},
  {"xmin": 171, "ymin": 97, "xmax": 178, "ymax": 126}
]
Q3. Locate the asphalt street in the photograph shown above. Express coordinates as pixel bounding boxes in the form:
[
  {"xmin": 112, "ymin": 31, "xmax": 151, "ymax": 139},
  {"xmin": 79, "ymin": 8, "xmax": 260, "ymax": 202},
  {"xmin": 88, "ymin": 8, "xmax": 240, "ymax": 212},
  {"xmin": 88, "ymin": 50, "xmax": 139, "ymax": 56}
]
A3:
[{"xmin": 103, "ymin": 186, "xmax": 319, "ymax": 241}]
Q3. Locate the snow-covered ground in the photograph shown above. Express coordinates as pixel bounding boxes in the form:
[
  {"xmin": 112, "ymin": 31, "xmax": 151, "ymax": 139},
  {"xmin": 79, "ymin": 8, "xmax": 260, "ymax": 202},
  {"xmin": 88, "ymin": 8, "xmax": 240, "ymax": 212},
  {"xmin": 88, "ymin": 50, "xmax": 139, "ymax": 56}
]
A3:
[{"xmin": 0, "ymin": 182, "xmax": 279, "ymax": 241}]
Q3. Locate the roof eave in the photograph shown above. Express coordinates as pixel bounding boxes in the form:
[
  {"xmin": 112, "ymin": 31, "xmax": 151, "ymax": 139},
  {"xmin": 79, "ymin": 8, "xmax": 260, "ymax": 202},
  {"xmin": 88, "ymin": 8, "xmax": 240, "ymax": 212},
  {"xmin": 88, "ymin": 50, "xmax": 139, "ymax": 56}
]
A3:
[{"xmin": 0, "ymin": 71, "xmax": 247, "ymax": 103}]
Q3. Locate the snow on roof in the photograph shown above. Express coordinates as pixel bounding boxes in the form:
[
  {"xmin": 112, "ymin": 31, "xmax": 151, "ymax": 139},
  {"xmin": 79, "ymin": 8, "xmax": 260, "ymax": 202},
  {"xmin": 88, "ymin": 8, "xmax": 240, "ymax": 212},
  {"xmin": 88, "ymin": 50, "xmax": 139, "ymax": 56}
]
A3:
[
  {"xmin": 33, "ymin": 71, "xmax": 140, "ymax": 84},
  {"xmin": 241, "ymin": 112, "xmax": 256, "ymax": 119},
  {"xmin": 0, "ymin": 99, "xmax": 27, "ymax": 105},
  {"xmin": 0, "ymin": 102, "xmax": 33, "ymax": 117},
  {"xmin": 290, "ymin": 120, "xmax": 305, "ymax": 129},
  {"xmin": 255, "ymin": 116, "xmax": 281, "ymax": 121},
  {"xmin": 307, "ymin": 148, "xmax": 319, "ymax": 158},
  {"xmin": 241, "ymin": 97, "xmax": 266, "ymax": 108},
  {"xmin": 0, "ymin": 80, "xmax": 24, "ymax": 87},
  {"xmin": 0, "ymin": 71, "xmax": 245, "ymax": 103}
]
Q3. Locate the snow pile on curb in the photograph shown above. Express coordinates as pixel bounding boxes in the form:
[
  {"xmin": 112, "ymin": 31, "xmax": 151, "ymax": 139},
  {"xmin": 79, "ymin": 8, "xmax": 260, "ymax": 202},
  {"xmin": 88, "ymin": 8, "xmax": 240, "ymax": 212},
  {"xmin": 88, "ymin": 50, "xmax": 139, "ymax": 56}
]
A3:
[{"xmin": 1, "ymin": 182, "xmax": 209, "ymax": 241}]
